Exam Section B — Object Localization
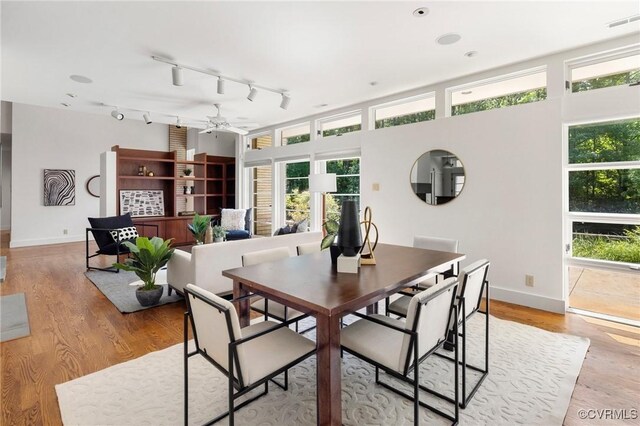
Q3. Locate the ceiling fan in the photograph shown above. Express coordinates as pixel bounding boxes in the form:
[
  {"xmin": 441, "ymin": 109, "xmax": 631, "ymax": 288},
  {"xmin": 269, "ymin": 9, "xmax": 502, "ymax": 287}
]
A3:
[{"xmin": 199, "ymin": 104, "xmax": 249, "ymax": 136}]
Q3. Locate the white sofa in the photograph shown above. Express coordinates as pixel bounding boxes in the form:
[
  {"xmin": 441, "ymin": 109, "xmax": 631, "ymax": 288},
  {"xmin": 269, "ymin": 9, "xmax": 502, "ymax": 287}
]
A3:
[{"xmin": 167, "ymin": 231, "xmax": 322, "ymax": 296}]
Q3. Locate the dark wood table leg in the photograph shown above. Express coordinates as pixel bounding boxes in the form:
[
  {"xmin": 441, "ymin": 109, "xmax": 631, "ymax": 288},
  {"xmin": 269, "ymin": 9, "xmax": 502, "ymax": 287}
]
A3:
[
  {"xmin": 316, "ymin": 314, "xmax": 342, "ymax": 425},
  {"xmin": 366, "ymin": 303, "xmax": 379, "ymax": 315},
  {"xmin": 233, "ymin": 280, "xmax": 251, "ymax": 327}
]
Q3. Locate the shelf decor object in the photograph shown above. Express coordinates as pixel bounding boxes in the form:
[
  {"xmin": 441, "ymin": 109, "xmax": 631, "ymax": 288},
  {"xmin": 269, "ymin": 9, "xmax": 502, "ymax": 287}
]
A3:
[
  {"xmin": 337, "ymin": 200, "xmax": 362, "ymax": 257},
  {"xmin": 119, "ymin": 190, "xmax": 165, "ymax": 217}
]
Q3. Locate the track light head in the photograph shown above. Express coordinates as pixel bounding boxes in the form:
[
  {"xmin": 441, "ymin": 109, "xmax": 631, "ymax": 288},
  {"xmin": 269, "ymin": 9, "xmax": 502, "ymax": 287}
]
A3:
[
  {"xmin": 111, "ymin": 109, "xmax": 124, "ymax": 120},
  {"xmin": 176, "ymin": 117, "xmax": 182, "ymax": 129},
  {"xmin": 172, "ymin": 66, "xmax": 184, "ymax": 86},
  {"xmin": 247, "ymin": 85, "xmax": 258, "ymax": 102},
  {"xmin": 280, "ymin": 94, "xmax": 291, "ymax": 110},
  {"xmin": 143, "ymin": 112, "xmax": 152, "ymax": 125},
  {"xmin": 217, "ymin": 78, "xmax": 225, "ymax": 95}
]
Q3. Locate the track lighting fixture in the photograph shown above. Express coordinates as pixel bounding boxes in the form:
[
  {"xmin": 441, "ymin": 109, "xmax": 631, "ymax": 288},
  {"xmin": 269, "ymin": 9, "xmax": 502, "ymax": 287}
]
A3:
[
  {"xmin": 172, "ymin": 66, "xmax": 184, "ymax": 86},
  {"xmin": 247, "ymin": 85, "xmax": 258, "ymax": 102},
  {"xmin": 111, "ymin": 109, "xmax": 124, "ymax": 120},
  {"xmin": 143, "ymin": 112, "xmax": 152, "ymax": 125},
  {"xmin": 280, "ymin": 94, "xmax": 291, "ymax": 110},
  {"xmin": 176, "ymin": 117, "xmax": 183, "ymax": 129},
  {"xmin": 152, "ymin": 56, "xmax": 291, "ymax": 109}
]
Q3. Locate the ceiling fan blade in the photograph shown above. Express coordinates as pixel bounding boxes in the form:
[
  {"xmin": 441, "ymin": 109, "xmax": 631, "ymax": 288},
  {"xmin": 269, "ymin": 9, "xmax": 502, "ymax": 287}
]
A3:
[
  {"xmin": 225, "ymin": 126, "xmax": 249, "ymax": 135},
  {"xmin": 199, "ymin": 127, "xmax": 214, "ymax": 134}
]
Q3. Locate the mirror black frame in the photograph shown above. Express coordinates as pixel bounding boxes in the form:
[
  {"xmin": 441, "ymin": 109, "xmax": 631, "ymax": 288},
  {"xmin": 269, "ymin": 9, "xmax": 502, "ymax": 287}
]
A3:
[
  {"xmin": 86, "ymin": 175, "xmax": 100, "ymax": 198},
  {"xmin": 410, "ymin": 150, "xmax": 465, "ymax": 205}
]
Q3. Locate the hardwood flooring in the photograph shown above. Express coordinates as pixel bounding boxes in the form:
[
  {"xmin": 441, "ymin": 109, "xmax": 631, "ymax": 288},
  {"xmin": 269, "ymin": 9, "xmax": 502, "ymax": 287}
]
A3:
[{"xmin": 1, "ymin": 241, "xmax": 638, "ymax": 425}]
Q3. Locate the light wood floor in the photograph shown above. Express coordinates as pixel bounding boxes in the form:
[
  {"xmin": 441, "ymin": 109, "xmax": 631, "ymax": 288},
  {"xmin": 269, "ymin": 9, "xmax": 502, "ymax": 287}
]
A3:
[{"xmin": 1, "ymin": 241, "xmax": 639, "ymax": 425}]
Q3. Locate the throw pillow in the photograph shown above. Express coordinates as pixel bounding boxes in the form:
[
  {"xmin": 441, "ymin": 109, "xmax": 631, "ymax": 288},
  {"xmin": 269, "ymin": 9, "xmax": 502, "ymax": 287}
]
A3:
[
  {"xmin": 296, "ymin": 218, "xmax": 309, "ymax": 233},
  {"xmin": 109, "ymin": 227, "xmax": 139, "ymax": 242},
  {"xmin": 277, "ymin": 225, "xmax": 292, "ymax": 236},
  {"xmin": 221, "ymin": 209, "xmax": 247, "ymax": 231}
]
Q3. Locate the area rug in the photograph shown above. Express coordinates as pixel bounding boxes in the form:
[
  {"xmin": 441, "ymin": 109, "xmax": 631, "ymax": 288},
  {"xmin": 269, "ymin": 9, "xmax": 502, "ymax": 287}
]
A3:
[
  {"xmin": 56, "ymin": 314, "xmax": 589, "ymax": 425},
  {"xmin": 84, "ymin": 269, "xmax": 182, "ymax": 313},
  {"xmin": 0, "ymin": 255, "xmax": 6, "ymax": 282},
  {"xmin": 0, "ymin": 293, "xmax": 31, "ymax": 342}
]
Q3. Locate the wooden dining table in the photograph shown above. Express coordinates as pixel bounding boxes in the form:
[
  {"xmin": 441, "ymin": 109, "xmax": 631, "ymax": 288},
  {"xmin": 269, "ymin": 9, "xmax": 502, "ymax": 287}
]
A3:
[{"xmin": 222, "ymin": 243, "xmax": 465, "ymax": 425}]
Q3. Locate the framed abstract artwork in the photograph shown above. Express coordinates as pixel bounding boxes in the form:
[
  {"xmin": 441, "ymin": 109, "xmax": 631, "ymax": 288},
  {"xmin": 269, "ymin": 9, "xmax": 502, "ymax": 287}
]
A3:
[
  {"xmin": 119, "ymin": 190, "xmax": 165, "ymax": 217},
  {"xmin": 44, "ymin": 169, "xmax": 76, "ymax": 206}
]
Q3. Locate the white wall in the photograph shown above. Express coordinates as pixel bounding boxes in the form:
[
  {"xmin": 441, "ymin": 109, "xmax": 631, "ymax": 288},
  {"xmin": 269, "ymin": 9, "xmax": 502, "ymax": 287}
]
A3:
[
  {"xmin": 10, "ymin": 103, "xmax": 169, "ymax": 247},
  {"xmin": 1, "ymin": 101, "xmax": 12, "ymax": 134},
  {"xmin": 361, "ymin": 100, "xmax": 565, "ymax": 312},
  {"xmin": 196, "ymin": 131, "xmax": 236, "ymax": 157}
]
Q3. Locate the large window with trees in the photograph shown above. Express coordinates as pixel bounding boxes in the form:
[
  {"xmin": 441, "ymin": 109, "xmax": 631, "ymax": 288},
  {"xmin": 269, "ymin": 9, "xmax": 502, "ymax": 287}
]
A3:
[
  {"xmin": 570, "ymin": 50, "xmax": 640, "ymax": 93},
  {"xmin": 284, "ymin": 161, "xmax": 310, "ymax": 223},
  {"xmin": 568, "ymin": 117, "xmax": 640, "ymax": 264},
  {"xmin": 325, "ymin": 158, "xmax": 360, "ymax": 223},
  {"xmin": 373, "ymin": 95, "xmax": 435, "ymax": 129},
  {"xmin": 450, "ymin": 68, "xmax": 547, "ymax": 116}
]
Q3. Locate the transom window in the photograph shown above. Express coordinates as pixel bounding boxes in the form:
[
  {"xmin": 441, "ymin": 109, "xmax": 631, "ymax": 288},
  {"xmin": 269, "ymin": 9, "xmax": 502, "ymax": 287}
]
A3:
[
  {"xmin": 449, "ymin": 68, "xmax": 547, "ymax": 116},
  {"xmin": 281, "ymin": 123, "xmax": 310, "ymax": 146},
  {"xmin": 319, "ymin": 112, "xmax": 361, "ymax": 138},
  {"xmin": 569, "ymin": 50, "xmax": 640, "ymax": 93},
  {"xmin": 373, "ymin": 95, "xmax": 435, "ymax": 129}
]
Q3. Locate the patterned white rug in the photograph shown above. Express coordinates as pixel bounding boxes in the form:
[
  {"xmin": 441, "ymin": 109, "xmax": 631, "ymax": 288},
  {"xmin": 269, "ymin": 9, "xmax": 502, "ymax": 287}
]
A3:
[{"xmin": 56, "ymin": 314, "xmax": 589, "ymax": 425}]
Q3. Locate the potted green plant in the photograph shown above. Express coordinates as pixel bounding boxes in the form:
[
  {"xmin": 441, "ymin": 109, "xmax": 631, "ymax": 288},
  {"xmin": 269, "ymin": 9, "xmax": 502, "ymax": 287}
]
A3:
[
  {"xmin": 212, "ymin": 225, "xmax": 226, "ymax": 243},
  {"xmin": 188, "ymin": 213, "xmax": 211, "ymax": 244},
  {"xmin": 183, "ymin": 168, "xmax": 193, "ymax": 176},
  {"xmin": 113, "ymin": 236, "xmax": 175, "ymax": 307},
  {"xmin": 321, "ymin": 219, "xmax": 341, "ymax": 263}
]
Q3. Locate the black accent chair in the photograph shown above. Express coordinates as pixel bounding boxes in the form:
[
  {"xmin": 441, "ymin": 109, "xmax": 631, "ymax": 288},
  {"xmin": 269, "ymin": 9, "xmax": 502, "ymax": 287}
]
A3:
[{"xmin": 86, "ymin": 213, "xmax": 158, "ymax": 272}]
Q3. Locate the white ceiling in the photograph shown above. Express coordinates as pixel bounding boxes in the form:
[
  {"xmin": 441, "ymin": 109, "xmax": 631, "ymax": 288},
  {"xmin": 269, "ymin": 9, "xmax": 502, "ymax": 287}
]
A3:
[{"xmin": 2, "ymin": 1, "xmax": 639, "ymax": 131}]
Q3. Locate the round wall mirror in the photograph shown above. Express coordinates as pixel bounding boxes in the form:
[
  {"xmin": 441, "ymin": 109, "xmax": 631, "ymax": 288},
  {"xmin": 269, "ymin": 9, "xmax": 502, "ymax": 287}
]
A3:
[
  {"xmin": 86, "ymin": 175, "xmax": 100, "ymax": 198},
  {"xmin": 410, "ymin": 150, "xmax": 465, "ymax": 205}
]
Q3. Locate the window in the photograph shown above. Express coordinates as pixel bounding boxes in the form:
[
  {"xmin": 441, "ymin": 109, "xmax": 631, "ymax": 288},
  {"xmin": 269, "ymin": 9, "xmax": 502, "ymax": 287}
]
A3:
[
  {"xmin": 450, "ymin": 68, "xmax": 547, "ymax": 116},
  {"xmin": 570, "ymin": 51, "xmax": 640, "ymax": 93},
  {"xmin": 568, "ymin": 118, "xmax": 640, "ymax": 214},
  {"xmin": 251, "ymin": 165, "xmax": 272, "ymax": 237},
  {"xmin": 374, "ymin": 95, "xmax": 435, "ymax": 129},
  {"xmin": 281, "ymin": 123, "xmax": 310, "ymax": 146},
  {"xmin": 325, "ymin": 158, "xmax": 360, "ymax": 223},
  {"xmin": 284, "ymin": 161, "xmax": 310, "ymax": 223},
  {"xmin": 250, "ymin": 134, "xmax": 272, "ymax": 150},
  {"xmin": 319, "ymin": 112, "xmax": 361, "ymax": 138},
  {"xmin": 567, "ymin": 117, "xmax": 640, "ymax": 264}
]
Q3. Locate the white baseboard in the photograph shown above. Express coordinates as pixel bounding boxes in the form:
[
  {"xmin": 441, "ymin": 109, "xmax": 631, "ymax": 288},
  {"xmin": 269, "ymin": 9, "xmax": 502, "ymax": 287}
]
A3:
[
  {"xmin": 9, "ymin": 234, "xmax": 87, "ymax": 248},
  {"xmin": 490, "ymin": 285, "xmax": 565, "ymax": 314}
]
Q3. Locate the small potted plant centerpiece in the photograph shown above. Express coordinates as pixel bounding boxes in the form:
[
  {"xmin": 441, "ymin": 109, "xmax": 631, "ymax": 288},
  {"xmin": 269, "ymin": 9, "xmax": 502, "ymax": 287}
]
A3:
[
  {"xmin": 188, "ymin": 213, "xmax": 211, "ymax": 244},
  {"xmin": 212, "ymin": 225, "xmax": 226, "ymax": 243},
  {"xmin": 113, "ymin": 236, "xmax": 175, "ymax": 307},
  {"xmin": 183, "ymin": 168, "xmax": 193, "ymax": 177},
  {"xmin": 321, "ymin": 219, "xmax": 342, "ymax": 263}
]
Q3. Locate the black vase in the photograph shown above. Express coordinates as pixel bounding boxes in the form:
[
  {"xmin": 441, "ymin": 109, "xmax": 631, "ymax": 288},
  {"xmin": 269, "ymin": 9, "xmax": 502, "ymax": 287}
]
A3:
[{"xmin": 338, "ymin": 200, "xmax": 362, "ymax": 257}]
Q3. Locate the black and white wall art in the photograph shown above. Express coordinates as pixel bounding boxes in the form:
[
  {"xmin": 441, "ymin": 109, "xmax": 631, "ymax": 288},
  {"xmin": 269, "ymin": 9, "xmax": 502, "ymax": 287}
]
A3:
[
  {"xmin": 119, "ymin": 190, "xmax": 165, "ymax": 217},
  {"xmin": 43, "ymin": 169, "xmax": 76, "ymax": 206}
]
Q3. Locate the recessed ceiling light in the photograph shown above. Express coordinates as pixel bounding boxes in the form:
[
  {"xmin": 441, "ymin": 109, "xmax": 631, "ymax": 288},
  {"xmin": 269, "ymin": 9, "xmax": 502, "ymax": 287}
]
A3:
[
  {"xmin": 461, "ymin": 90, "xmax": 473, "ymax": 95},
  {"xmin": 436, "ymin": 33, "xmax": 461, "ymax": 45},
  {"xmin": 66, "ymin": 93, "xmax": 77, "ymax": 98},
  {"xmin": 413, "ymin": 7, "xmax": 429, "ymax": 17},
  {"xmin": 69, "ymin": 75, "xmax": 92, "ymax": 84},
  {"xmin": 60, "ymin": 103, "xmax": 70, "ymax": 107},
  {"xmin": 464, "ymin": 51, "xmax": 478, "ymax": 58},
  {"xmin": 369, "ymin": 81, "xmax": 378, "ymax": 86},
  {"xmin": 315, "ymin": 104, "xmax": 329, "ymax": 108}
]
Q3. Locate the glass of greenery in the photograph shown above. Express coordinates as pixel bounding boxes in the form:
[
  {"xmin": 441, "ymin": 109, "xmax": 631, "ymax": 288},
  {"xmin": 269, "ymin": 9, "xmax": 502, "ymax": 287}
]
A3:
[{"xmin": 188, "ymin": 213, "xmax": 211, "ymax": 244}]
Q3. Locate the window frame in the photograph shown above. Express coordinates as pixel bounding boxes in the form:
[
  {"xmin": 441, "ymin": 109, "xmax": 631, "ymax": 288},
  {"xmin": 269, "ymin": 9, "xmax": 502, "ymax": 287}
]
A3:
[
  {"xmin": 445, "ymin": 65, "xmax": 548, "ymax": 117},
  {"xmin": 278, "ymin": 122, "xmax": 311, "ymax": 146},
  {"xmin": 566, "ymin": 45, "xmax": 640, "ymax": 94},
  {"xmin": 316, "ymin": 110, "xmax": 362, "ymax": 139},
  {"xmin": 370, "ymin": 92, "xmax": 436, "ymax": 130}
]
